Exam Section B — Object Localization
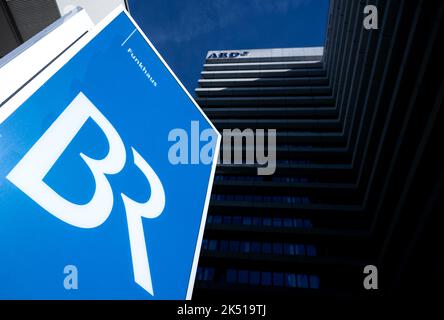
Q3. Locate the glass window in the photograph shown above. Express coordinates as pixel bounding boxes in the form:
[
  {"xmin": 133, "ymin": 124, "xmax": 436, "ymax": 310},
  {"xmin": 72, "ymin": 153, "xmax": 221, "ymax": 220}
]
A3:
[
  {"xmin": 273, "ymin": 218, "xmax": 282, "ymax": 227},
  {"xmin": 262, "ymin": 242, "xmax": 272, "ymax": 254},
  {"xmin": 226, "ymin": 269, "xmax": 237, "ymax": 283},
  {"xmin": 242, "ymin": 217, "xmax": 252, "ymax": 226},
  {"xmin": 294, "ymin": 219, "xmax": 302, "ymax": 228},
  {"xmin": 303, "ymin": 219, "xmax": 313, "ymax": 229},
  {"xmin": 213, "ymin": 216, "xmax": 222, "ymax": 225},
  {"xmin": 239, "ymin": 270, "xmax": 249, "ymax": 284},
  {"xmin": 309, "ymin": 275, "xmax": 320, "ymax": 289},
  {"xmin": 240, "ymin": 241, "xmax": 250, "ymax": 253},
  {"xmin": 273, "ymin": 243, "xmax": 283, "ymax": 255},
  {"xmin": 284, "ymin": 243, "xmax": 295, "ymax": 256},
  {"xmin": 208, "ymin": 240, "xmax": 217, "ymax": 251},
  {"xmin": 223, "ymin": 216, "xmax": 232, "ymax": 224},
  {"xmin": 283, "ymin": 218, "xmax": 293, "ymax": 227},
  {"xmin": 251, "ymin": 242, "xmax": 261, "ymax": 253},
  {"xmin": 233, "ymin": 216, "xmax": 242, "ymax": 225},
  {"xmin": 250, "ymin": 271, "xmax": 260, "ymax": 285},
  {"xmin": 196, "ymin": 267, "xmax": 203, "ymax": 281},
  {"xmin": 297, "ymin": 274, "xmax": 309, "ymax": 288},
  {"xmin": 229, "ymin": 240, "xmax": 240, "ymax": 252},
  {"xmin": 207, "ymin": 215, "xmax": 213, "ymax": 224},
  {"xmin": 252, "ymin": 217, "xmax": 261, "ymax": 226},
  {"xmin": 202, "ymin": 239, "xmax": 208, "ymax": 250},
  {"xmin": 263, "ymin": 218, "xmax": 272, "ymax": 227},
  {"xmin": 273, "ymin": 272, "xmax": 284, "ymax": 287},
  {"xmin": 203, "ymin": 268, "xmax": 215, "ymax": 281},
  {"xmin": 285, "ymin": 273, "xmax": 297, "ymax": 287},
  {"xmin": 306, "ymin": 245, "xmax": 317, "ymax": 256},
  {"xmin": 220, "ymin": 240, "xmax": 229, "ymax": 252},
  {"xmin": 261, "ymin": 272, "xmax": 272, "ymax": 286},
  {"xmin": 295, "ymin": 244, "xmax": 305, "ymax": 256}
]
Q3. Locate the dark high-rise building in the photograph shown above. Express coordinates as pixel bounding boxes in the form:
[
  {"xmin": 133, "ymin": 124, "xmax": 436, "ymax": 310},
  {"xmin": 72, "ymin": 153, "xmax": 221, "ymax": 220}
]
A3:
[{"xmin": 194, "ymin": 0, "xmax": 444, "ymax": 300}]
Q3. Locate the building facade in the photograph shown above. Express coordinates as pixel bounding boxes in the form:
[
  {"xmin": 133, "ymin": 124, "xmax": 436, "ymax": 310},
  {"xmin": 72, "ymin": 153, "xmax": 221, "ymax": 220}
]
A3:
[
  {"xmin": 194, "ymin": 47, "xmax": 333, "ymax": 298},
  {"xmin": 0, "ymin": 0, "xmax": 61, "ymax": 57},
  {"xmin": 0, "ymin": 0, "xmax": 129, "ymax": 58},
  {"xmin": 194, "ymin": 0, "xmax": 444, "ymax": 300}
]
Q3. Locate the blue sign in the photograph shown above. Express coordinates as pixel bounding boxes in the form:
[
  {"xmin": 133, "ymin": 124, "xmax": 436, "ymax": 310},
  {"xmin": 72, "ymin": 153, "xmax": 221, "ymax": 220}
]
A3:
[{"xmin": 0, "ymin": 9, "xmax": 220, "ymax": 299}]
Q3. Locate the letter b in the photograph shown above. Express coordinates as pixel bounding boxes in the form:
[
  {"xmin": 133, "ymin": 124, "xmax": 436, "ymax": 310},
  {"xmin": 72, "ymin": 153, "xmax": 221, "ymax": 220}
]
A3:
[
  {"xmin": 7, "ymin": 92, "xmax": 126, "ymax": 228},
  {"xmin": 7, "ymin": 92, "xmax": 165, "ymax": 296}
]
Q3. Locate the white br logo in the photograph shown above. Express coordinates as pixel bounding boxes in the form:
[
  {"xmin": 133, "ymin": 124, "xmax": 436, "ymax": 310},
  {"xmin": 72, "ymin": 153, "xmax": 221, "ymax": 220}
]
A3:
[{"xmin": 6, "ymin": 92, "xmax": 165, "ymax": 296}]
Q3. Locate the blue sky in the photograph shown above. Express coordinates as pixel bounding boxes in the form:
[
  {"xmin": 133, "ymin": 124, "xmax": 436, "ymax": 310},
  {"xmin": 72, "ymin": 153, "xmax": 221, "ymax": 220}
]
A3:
[{"xmin": 128, "ymin": 0, "xmax": 330, "ymax": 94}]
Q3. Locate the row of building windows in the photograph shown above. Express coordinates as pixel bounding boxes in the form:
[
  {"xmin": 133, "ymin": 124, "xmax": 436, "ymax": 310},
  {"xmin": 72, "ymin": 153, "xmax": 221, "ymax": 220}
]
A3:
[
  {"xmin": 219, "ymin": 144, "xmax": 314, "ymax": 150},
  {"xmin": 214, "ymin": 175, "xmax": 264, "ymax": 182},
  {"xmin": 223, "ymin": 159, "xmax": 313, "ymax": 167},
  {"xmin": 272, "ymin": 176, "xmax": 309, "ymax": 183},
  {"xmin": 277, "ymin": 160, "xmax": 312, "ymax": 165},
  {"xmin": 211, "ymin": 194, "xmax": 311, "ymax": 204},
  {"xmin": 226, "ymin": 269, "xmax": 320, "ymax": 289},
  {"xmin": 278, "ymin": 144, "xmax": 315, "ymax": 150},
  {"xmin": 214, "ymin": 175, "xmax": 309, "ymax": 183},
  {"xmin": 207, "ymin": 215, "xmax": 314, "ymax": 229},
  {"xmin": 202, "ymin": 239, "xmax": 317, "ymax": 257},
  {"xmin": 196, "ymin": 267, "xmax": 320, "ymax": 289},
  {"xmin": 196, "ymin": 267, "xmax": 215, "ymax": 282}
]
